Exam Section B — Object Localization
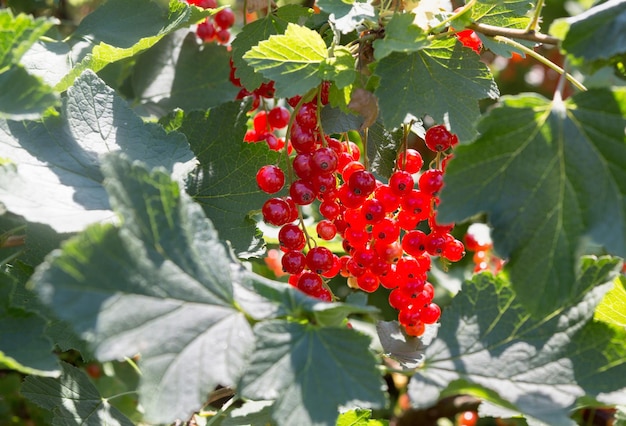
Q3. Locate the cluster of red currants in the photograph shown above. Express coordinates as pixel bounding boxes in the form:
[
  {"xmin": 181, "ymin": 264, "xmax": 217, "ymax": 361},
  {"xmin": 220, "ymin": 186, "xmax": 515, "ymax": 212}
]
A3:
[
  {"xmin": 186, "ymin": 0, "xmax": 235, "ymax": 45},
  {"xmin": 463, "ymin": 223, "xmax": 505, "ymax": 274},
  {"xmin": 253, "ymin": 77, "xmax": 465, "ymax": 335}
]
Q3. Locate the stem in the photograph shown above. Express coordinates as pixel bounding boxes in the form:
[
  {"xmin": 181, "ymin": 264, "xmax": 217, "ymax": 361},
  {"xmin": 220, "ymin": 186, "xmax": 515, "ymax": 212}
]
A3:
[
  {"xmin": 243, "ymin": 0, "xmax": 248, "ymax": 25},
  {"xmin": 470, "ymin": 22, "xmax": 559, "ymax": 45},
  {"xmin": 430, "ymin": 0, "xmax": 477, "ymax": 33},
  {"xmin": 493, "ymin": 35, "xmax": 587, "ymax": 92},
  {"xmin": 525, "ymin": 0, "xmax": 545, "ymax": 32}
]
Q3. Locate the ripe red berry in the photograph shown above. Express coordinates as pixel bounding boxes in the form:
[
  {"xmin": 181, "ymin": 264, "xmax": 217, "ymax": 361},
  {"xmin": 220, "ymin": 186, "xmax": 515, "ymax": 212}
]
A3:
[
  {"xmin": 216, "ymin": 28, "xmax": 230, "ymax": 44},
  {"xmin": 262, "ymin": 198, "xmax": 291, "ymax": 226},
  {"xmin": 306, "ymin": 246, "xmax": 335, "ymax": 274},
  {"xmin": 396, "ymin": 148, "xmax": 424, "ymax": 173},
  {"xmin": 214, "ymin": 8, "xmax": 235, "ymax": 30},
  {"xmin": 443, "ymin": 238, "xmax": 465, "ymax": 262},
  {"xmin": 253, "ymin": 110, "xmax": 270, "ymax": 133},
  {"xmin": 424, "ymin": 125, "xmax": 458, "ymax": 152},
  {"xmin": 256, "ymin": 165, "xmax": 285, "ymax": 194},
  {"xmin": 281, "ymin": 250, "xmax": 306, "ymax": 274},
  {"xmin": 348, "ymin": 170, "xmax": 377, "ymax": 197},
  {"xmin": 297, "ymin": 271, "xmax": 324, "ymax": 295},
  {"xmin": 311, "ymin": 147, "xmax": 338, "ymax": 174},
  {"xmin": 456, "ymin": 29, "xmax": 482, "ymax": 53},
  {"xmin": 357, "ymin": 271, "xmax": 380, "ymax": 293},
  {"xmin": 420, "ymin": 303, "xmax": 441, "ymax": 324},
  {"xmin": 278, "ymin": 224, "xmax": 306, "ymax": 251},
  {"xmin": 388, "ymin": 170, "xmax": 414, "ymax": 197},
  {"xmin": 196, "ymin": 19, "xmax": 216, "ymax": 42},
  {"xmin": 457, "ymin": 411, "xmax": 479, "ymax": 426},
  {"xmin": 316, "ymin": 220, "xmax": 337, "ymax": 240},
  {"xmin": 418, "ymin": 169, "xmax": 444, "ymax": 195},
  {"xmin": 289, "ymin": 180, "xmax": 316, "ymax": 205},
  {"xmin": 401, "ymin": 230, "xmax": 428, "ymax": 257},
  {"xmin": 268, "ymin": 106, "xmax": 290, "ymax": 129}
]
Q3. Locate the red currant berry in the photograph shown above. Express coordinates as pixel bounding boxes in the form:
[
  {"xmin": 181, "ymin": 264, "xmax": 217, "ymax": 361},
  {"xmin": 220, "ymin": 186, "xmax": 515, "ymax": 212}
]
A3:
[
  {"xmin": 289, "ymin": 180, "xmax": 317, "ymax": 205},
  {"xmin": 396, "ymin": 148, "xmax": 424, "ymax": 173},
  {"xmin": 443, "ymin": 238, "xmax": 465, "ymax": 262},
  {"xmin": 361, "ymin": 198, "xmax": 385, "ymax": 224},
  {"xmin": 311, "ymin": 147, "xmax": 338, "ymax": 174},
  {"xmin": 372, "ymin": 218, "xmax": 400, "ymax": 245},
  {"xmin": 256, "ymin": 165, "xmax": 285, "ymax": 194},
  {"xmin": 418, "ymin": 169, "xmax": 444, "ymax": 195},
  {"xmin": 268, "ymin": 106, "xmax": 290, "ymax": 129},
  {"xmin": 306, "ymin": 246, "xmax": 335, "ymax": 274},
  {"xmin": 278, "ymin": 224, "xmax": 306, "ymax": 251},
  {"xmin": 456, "ymin": 29, "xmax": 482, "ymax": 53},
  {"xmin": 424, "ymin": 125, "xmax": 458, "ymax": 152},
  {"xmin": 404, "ymin": 321, "xmax": 426, "ymax": 337},
  {"xmin": 253, "ymin": 110, "xmax": 270, "ymax": 133},
  {"xmin": 297, "ymin": 271, "xmax": 324, "ymax": 295},
  {"xmin": 196, "ymin": 19, "xmax": 216, "ymax": 42},
  {"xmin": 457, "ymin": 411, "xmax": 479, "ymax": 426},
  {"xmin": 281, "ymin": 250, "xmax": 306, "ymax": 274},
  {"xmin": 357, "ymin": 271, "xmax": 380, "ymax": 293},
  {"xmin": 316, "ymin": 220, "xmax": 337, "ymax": 240},
  {"xmin": 262, "ymin": 198, "xmax": 291, "ymax": 226},
  {"xmin": 295, "ymin": 102, "xmax": 317, "ymax": 129},
  {"xmin": 388, "ymin": 170, "xmax": 414, "ymax": 197},
  {"xmin": 425, "ymin": 232, "xmax": 451, "ymax": 256},
  {"xmin": 214, "ymin": 8, "xmax": 235, "ymax": 29},
  {"xmin": 420, "ymin": 303, "xmax": 441, "ymax": 324},
  {"xmin": 216, "ymin": 28, "xmax": 230, "ymax": 44},
  {"xmin": 374, "ymin": 184, "xmax": 401, "ymax": 212},
  {"xmin": 401, "ymin": 230, "xmax": 428, "ymax": 257},
  {"xmin": 401, "ymin": 190, "xmax": 432, "ymax": 221},
  {"xmin": 348, "ymin": 170, "xmax": 377, "ymax": 197}
]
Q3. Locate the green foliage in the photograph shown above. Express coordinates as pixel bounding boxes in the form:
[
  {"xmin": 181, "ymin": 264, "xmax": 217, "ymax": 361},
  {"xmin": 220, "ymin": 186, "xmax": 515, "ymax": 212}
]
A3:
[
  {"xmin": 1, "ymin": 0, "xmax": 626, "ymax": 425},
  {"xmin": 409, "ymin": 258, "xmax": 625, "ymax": 425},
  {"xmin": 0, "ymin": 10, "xmax": 58, "ymax": 119},
  {"xmin": 439, "ymin": 89, "xmax": 626, "ymax": 315},
  {"xmin": 374, "ymin": 39, "xmax": 499, "ymax": 141},
  {"xmin": 0, "ymin": 70, "xmax": 193, "ymax": 233},
  {"xmin": 21, "ymin": 362, "xmax": 134, "ymax": 425}
]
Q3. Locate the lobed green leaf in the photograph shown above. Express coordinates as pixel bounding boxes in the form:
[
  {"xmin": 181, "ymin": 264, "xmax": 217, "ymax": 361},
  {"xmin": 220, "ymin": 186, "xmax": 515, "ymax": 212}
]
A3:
[
  {"xmin": 409, "ymin": 258, "xmax": 625, "ymax": 425},
  {"xmin": 0, "ymin": 70, "xmax": 193, "ymax": 233},
  {"xmin": 438, "ymin": 88, "xmax": 626, "ymax": 315},
  {"xmin": 21, "ymin": 362, "xmax": 134, "ymax": 425},
  {"xmin": 375, "ymin": 39, "xmax": 498, "ymax": 141},
  {"xmin": 239, "ymin": 320, "xmax": 386, "ymax": 426},
  {"xmin": 243, "ymin": 23, "xmax": 327, "ymax": 99}
]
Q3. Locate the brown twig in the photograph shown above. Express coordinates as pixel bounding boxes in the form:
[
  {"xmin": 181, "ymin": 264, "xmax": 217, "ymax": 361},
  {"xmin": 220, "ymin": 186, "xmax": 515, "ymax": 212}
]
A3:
[{"xmin": 470, "ymin": 22, "xmax": 560, "ymax": 45}]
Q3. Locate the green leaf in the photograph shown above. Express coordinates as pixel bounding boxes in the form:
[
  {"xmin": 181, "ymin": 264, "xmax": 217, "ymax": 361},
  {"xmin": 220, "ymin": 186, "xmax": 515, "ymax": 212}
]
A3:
[
  {"xmin": 56, "ymin": 0, "xmax": 211, "ymax": 91},
  {"xmin": 317, "ymin": 0, "xmax": 377, "ymax": 34},
  {"xmin": 21, "ymin": 40, "xmax": 72, "ymax": 88},
  {"xmin": 0, "ymin": 10, "xmax": 55, "ymax": 68},
  {"xmin": 558, "ymin": 0, "xmax": 626, "ymax": 62},
  {"xmin": 409, "ymin": 257, "xmax": 625, "ymax": 426},
  {"xmin": 177, "ymin": 102, "xmax": 284, "ymax": 257},
  {"xmin": 0, "ymin": 70, "xmax": 193, "ymax": 233},
  {"xmin": 374, "ymin": 39, "xmax": 498, "ymax": 141},
  {"xmin": 31, "ymin": 155, "xmax": 255, "ymax": 424},
  {"xmin": 337, "ymin": 408, "xmax": 388, "ymax": 426},
  {"xmin": 366, "ymin": 121, "xmax": 403, "ymax": 179},
  {"xmin": 0, "ymin": 11, "xmax": 59, "ymax": 119},
  {"xmin": 21, "ymin": 362, "xmax": 134, "ymax": 426},
  {"xmin": 438, "ymin": 89, "xmax": 626, "ymax": 315},
  {"xmin": 595, "ymin": 275, "xmax": 626, "ymax": 328},
  {"xmin": 231, "ymin": 5, "xmax": 313, "ymax": 91},
  {"xmin": 243, "ymin": 23, "xmax": 327, "ymax": 99},
  {"xmin": 222, "ymin": 400, "xmax": 274, "ymax": 426},
  {"xmin": 239, "ymin": 320, "xmax": 386, "ymax": 426},
  {"xmin": 0, "ymin": 66, "xmax": 58, "ymax": 120},
  {"xmin": 133, "ymin": 31, "xmax": 239, "ymax": 113},
  {"xmin": 376, "ymin": 320, "xmax": 438, "ymax": 370},
  {"xmin": 372, "ymin": 13, "xmax": 429, "ymax": 61},
  {"xmin": 472, "ymin": 0, "xmax": 533, "ymax": 29},
  {"xmin": 322, "ymin": 46, "xmax": 357, "ymax": 89},
  {"xmin": 0, "ymin": 272, "xmax": 58, "ymax": 376}
]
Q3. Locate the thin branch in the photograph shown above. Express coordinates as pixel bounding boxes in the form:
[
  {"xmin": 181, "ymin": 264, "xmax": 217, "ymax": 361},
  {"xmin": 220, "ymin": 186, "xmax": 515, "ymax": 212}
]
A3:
[
  {"xmin": 525, "ymin": 0, "xmax": 545, "ymax": 32},
  {"xmin": 493, "ymin": 35, "xmax": 587, "ymax": 92},
  {"xmin": 470, "ymin": 22, "xmax": 560, "ymax": 45}
]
